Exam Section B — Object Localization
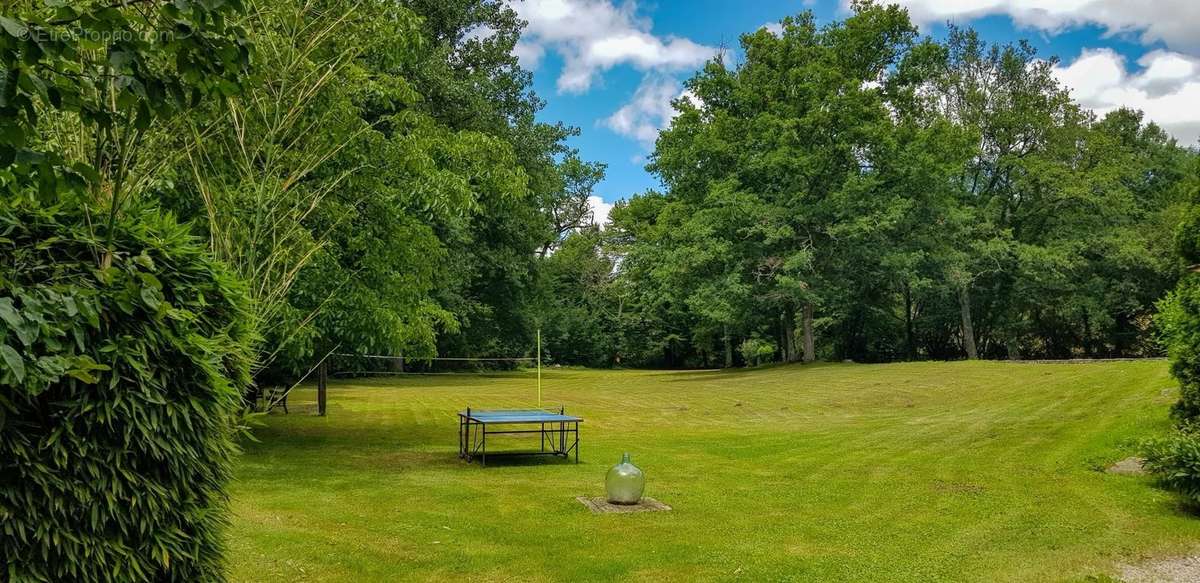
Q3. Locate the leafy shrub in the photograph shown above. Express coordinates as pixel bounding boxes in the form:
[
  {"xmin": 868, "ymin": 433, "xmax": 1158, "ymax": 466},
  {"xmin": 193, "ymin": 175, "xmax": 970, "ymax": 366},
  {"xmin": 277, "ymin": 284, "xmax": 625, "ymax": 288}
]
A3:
[
  {"xmin": 1148, "ymin": 184, "xmax": 1200, "ymax": 507},
  {"xmin": 739, "ymin": 337, "xmax": 777, "ymax": 367},
  {"xmin": 1157, "ymin": 279, "xmax": 1200, "ymax": 421},
  {"xmin": 0, "ymin": 200, "xmax": 253, "ymax": 582},
  {"xmin": 1143, "ymin": 428, "xmax": 1200, "ymax": 506}
]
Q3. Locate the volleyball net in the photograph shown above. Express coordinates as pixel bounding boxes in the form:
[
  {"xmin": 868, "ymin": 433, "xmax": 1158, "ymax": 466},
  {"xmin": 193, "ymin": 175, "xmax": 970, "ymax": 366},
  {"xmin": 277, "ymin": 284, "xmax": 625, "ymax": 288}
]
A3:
[
  {"xmin": 297, "ymin": 330, "xmax": 546, "ymax": 416},
  {"xmin": 327, "ymin": 353, "xmax": 536, "ymax": 376}
]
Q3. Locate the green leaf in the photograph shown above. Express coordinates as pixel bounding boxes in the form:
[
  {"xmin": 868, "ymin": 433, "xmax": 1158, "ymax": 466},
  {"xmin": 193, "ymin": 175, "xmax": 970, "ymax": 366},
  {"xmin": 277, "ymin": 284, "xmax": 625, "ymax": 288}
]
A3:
[
  {"xmin": 0, "ymin": 17, "xmax": 28, "ymax": 40},
  {"xmin": 0, "ymin": 344, "xmax": 24, "ymax": 382},
  {"xmin": 134, "ymin": 252, "xmax": 156, "ymax": 271},
  {"xmin": 66, "ymin": 369, "xmax": 98, "ymax": 384},
  {"xmin": 140, "ymin": 287, "xmax": 162, "ymax": 310},
  {"xmin": 0, "ymin": 123, "xmax": 26, "ymax": 148},
  {"xmin": 71, "ymin": 162, "xmax": 101, "ymax": 185},
  {"xmin": 0, "ymin": 297, "xmax": 20, "ymax": 329}
]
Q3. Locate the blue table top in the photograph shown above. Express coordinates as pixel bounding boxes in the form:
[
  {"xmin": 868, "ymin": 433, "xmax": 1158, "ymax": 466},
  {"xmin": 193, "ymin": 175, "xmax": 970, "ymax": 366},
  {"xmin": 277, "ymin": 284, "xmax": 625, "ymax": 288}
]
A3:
[{"xmin": 460, "ymin": 409, "xmax": 583, "ymax": 424}]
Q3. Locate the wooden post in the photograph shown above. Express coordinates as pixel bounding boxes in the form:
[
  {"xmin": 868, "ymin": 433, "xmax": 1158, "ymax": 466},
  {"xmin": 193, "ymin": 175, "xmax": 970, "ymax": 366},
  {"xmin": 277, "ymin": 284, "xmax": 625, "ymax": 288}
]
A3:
[{"xmin": 317, "ymin": 360, "xmax": 327, "ymax": 416}]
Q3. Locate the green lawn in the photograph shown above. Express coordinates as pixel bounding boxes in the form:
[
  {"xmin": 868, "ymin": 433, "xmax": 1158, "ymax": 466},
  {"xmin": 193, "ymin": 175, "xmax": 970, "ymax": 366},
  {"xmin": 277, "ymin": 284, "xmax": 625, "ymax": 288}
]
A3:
[{"xmin": 228, "ymin": 361, "xmax": 1200, "ymax": 582}]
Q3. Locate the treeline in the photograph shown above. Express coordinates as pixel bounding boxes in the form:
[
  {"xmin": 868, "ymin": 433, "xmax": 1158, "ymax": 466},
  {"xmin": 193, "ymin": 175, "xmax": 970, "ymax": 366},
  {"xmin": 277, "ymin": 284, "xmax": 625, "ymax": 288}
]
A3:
[
  {"xmin": 544, "ymin": 5, "xmax": 1199, "ymax": 368},
  {"xmin": 4, "ymin": 0, "xmax": 1196, "ymax": 379}
]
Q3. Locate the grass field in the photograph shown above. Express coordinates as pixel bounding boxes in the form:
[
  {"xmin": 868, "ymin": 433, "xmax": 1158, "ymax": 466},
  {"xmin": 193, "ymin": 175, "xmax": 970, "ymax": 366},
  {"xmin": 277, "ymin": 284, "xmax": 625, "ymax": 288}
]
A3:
[{"xmin": 228, "ymin": 361, "xmax": 1200, "ymax": 582}]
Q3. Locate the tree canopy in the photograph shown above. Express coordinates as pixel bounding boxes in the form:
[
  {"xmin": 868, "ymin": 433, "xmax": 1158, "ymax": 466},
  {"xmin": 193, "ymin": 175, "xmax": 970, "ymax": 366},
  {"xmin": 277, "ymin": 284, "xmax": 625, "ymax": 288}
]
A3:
[
  {"xmin": 605, "ymin": 4, "xmax": 1195, "ymax": 367},
  {"xmin": 3, "ymin": 0, "xmax": 1195, "ymax": 376}
]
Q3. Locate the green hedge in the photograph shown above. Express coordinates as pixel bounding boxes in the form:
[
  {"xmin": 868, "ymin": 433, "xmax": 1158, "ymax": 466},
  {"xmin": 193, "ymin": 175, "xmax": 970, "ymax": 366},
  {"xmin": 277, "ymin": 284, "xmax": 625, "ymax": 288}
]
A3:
[
  {"xmin": 1158, "ymin": 277, "xmax": 1200, "ymax": 422},
  {"xmin": 0, "ymin": 200, "xmax": 253, "ymax": 582},
  {"xmin": 1149, "ymin": 185, "xmax": 1200, "ymax": 508}
]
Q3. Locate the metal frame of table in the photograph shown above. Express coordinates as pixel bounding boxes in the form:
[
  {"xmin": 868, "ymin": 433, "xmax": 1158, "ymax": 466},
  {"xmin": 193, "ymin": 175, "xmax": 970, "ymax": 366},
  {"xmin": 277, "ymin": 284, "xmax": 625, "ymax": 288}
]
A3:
[{"xmin": 458, "ymin": 407, "xmax": 581, "ymax": 466}]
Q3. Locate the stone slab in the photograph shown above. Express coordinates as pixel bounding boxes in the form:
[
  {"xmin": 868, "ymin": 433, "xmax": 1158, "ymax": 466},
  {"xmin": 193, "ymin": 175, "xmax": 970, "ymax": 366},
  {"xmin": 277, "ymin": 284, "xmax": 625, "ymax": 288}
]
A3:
[{"xmin": 576, "ymin": 496, "xmax": 672, "ymax": 514}]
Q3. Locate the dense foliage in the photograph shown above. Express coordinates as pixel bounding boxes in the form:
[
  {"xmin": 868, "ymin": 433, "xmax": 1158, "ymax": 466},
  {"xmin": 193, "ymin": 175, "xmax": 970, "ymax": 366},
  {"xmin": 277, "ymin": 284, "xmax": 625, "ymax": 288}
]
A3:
[
  {"xmin": 600, "ymin": 5, "xmax": 1195, "ymax": 367},
  {"xmin": 0, "ymin": 0, "xmax": 251, "ymax": 253},
  {"xmin": 1145, "ymin": 160, "xmax": 1200, "ymax": 506},
  {"xmin": 140, "ymin": 0, "xmax": 605, "ymax": 379},
  {"xmin": 13, "ymin": 1, "xmax": 1180, "ymax": 377},
  {"xmin": 0, "ymin": 200, "xmax": 252, "ymax": 581},
  {"xmin": 1158, "ymin": 168, "xmax": 1200, "ymax": 421},
  {"xmin": 1, "ymin": 2, "xmax": 256, "ymax": 579}
]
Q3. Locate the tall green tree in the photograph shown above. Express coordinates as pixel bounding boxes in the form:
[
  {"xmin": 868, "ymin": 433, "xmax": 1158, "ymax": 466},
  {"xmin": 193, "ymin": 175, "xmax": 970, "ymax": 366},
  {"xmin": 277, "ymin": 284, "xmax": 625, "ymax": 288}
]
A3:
[
  {"xmin": 637, "ymin": 3, "xmax": 922, "ymax": 366},
  {"xmin": 397, "ymin": 0, "xmax": 601, "ymax": 359},
  {"xmin": 608, "ymin": 5, "xmax": 1193, "ymax": 367}
]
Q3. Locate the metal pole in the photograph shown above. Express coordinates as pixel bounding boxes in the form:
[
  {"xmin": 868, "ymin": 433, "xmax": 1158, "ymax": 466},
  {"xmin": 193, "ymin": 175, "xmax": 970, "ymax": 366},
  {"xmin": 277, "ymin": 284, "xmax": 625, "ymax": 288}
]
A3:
[{"xmin": 537, "ymin": 328, "xmax": 542, "ymax": 408}]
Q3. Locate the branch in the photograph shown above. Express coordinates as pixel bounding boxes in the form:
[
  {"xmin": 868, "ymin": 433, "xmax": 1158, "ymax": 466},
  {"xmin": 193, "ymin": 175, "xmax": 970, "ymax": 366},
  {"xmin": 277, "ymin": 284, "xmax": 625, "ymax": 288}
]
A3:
[{"xmin": 48, "ymin": 0, "xmax": 163, "ymax": 26}]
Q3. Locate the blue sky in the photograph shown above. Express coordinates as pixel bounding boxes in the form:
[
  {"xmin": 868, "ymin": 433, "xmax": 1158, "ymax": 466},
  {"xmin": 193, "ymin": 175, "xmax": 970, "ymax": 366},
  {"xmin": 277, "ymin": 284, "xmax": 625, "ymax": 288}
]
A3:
[{"xmin": 509, "ymin": 1, "xmax": 1200, "ymax": 222}]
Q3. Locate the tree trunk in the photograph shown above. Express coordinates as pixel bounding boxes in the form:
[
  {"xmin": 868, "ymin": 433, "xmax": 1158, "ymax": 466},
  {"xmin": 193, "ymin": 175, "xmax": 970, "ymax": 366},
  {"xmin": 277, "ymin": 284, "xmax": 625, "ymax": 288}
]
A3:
[
  {"xmin": 801, "ymin": 303, "xmax": 815, "ymax": 363},
  {"xmin": 1006, "ymin": 338, "xmax": 1021, "ymax": 361},
  {"xmin": 723, "ymin": 325, "xmax": 733, "ymax": 369},
  {"xmin": 903, "ymin": 282, "xmax": 916, "ymax": 361},
  {"xmin": 1082, "ymin": 313, "xmax": 1094, "ymax": 358},
  {"xmin": 777, "ymin": 313, "xmax": 787, "ymax": 362},
  {"xmin": 783, "ymin": 309, "xmax": 798, "ymax": 363},
  {"xmin": 958, "ymin": 286, "xmax": 978, "ymax": 360}
]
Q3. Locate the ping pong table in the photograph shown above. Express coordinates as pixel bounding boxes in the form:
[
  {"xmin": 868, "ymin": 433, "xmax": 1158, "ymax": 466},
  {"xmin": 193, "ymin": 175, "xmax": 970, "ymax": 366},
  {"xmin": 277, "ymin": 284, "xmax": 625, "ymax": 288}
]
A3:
[{"xmin": 458, "ymin": 407, "xmax": 581, "ymax": 466}]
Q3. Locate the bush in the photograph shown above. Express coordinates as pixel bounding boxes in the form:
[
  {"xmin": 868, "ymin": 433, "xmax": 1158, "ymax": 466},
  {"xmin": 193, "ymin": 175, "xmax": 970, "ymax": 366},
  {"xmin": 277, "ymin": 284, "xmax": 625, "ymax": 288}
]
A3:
[
  {"xmin": 1149, "ymin": 185, "xmax": 1200, "ymax": 508},
  {"xmin": 739, "ymin": 337, "xmax": 777, "ymax": 367},
  {"xmin": 0, "ymin": 200, "xmax": 253, "ymax": 582},
  {"xmin": 1143, "ymin": 429, "xmax": 1200, "ymax": 506},
  {"xmin": 1156, "ymin": 278, "xmax": 1200, "ymax": 422}
]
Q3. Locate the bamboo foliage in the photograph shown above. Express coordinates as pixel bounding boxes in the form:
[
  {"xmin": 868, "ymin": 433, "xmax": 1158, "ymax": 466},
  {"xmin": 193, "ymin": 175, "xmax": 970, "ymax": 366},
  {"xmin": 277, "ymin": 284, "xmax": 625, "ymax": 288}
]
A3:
[{"xmin": 185, "ymin": 0, "xmax": 369, "ymax": 374}]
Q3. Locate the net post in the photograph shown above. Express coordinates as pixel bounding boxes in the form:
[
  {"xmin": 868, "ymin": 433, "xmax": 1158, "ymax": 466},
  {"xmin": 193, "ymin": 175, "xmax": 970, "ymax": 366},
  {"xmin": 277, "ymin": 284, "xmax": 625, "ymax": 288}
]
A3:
[
  {"xmin": 317, "ymin": 359, "xmax": 327, "ymax": 416},
  {"xmin": 537, "ymin": 328, "xmax": 542, "ymax": 408}
]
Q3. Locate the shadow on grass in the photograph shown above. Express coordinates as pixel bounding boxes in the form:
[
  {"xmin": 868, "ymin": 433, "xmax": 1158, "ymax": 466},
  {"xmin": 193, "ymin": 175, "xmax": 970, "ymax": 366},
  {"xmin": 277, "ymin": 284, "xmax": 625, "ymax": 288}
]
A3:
[
  {"xmin": 653, "ymin": 361, "xmax": 844, "ymax": 383},
  {"xmin": 239, "ymin": 411, "xmax": 593, "ymax": 480},
  {"xmin": 460, "ymin": 454, "xmax": 584, "ymax": 468}
]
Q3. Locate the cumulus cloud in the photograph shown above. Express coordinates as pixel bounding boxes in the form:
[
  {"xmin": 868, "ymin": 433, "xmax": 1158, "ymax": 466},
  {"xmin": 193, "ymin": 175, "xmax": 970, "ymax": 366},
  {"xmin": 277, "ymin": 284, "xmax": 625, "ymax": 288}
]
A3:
[
  {"xmin": 881, "ymin": 0, "xmax": 1200, "ymax": 51},
  {"xmin": 602, "ymin": 76, "xmax": 679, "ymax": 146},
  {"xmin": 1053, "ymin": 49, "xmax": 1200, "ymax": 146},
  {"xmin": 760, "ymin": 21, "xmax": 784, "ymax": 36},
  {"xmin": 513, "ymin": 41, "xmax": 546, "ymax": 70},
  {"xmin": 601, "ymin": 76, "xmax": 700, "ymax": 148},
  {"xmin": 587, "ymin": 195, "xmax": 614, "ymax": 228},
  {"xmin": 509, "ymin": 0, "xmax": 717, "ymax": 93}
]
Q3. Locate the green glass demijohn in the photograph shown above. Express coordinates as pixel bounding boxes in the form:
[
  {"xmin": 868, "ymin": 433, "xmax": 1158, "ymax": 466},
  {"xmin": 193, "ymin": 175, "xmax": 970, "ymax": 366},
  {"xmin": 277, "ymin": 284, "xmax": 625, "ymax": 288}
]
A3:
[{"xmin": 605, "ymin": 452, "xmax": 645, "ymax": 505}]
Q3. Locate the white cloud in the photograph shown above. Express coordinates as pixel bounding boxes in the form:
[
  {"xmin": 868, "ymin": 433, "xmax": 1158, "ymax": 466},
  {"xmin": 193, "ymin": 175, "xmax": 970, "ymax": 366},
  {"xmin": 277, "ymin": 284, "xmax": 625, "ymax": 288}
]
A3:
[
  {"xmin": 509, "ymin": 0, "xmax": 717, "ymax": 93},
  {"xmin": 588, "ymin": 195, "xmax": 614, "ymax": 228},
  {"xmin": 760, "ymin": 22, "xmax": 784, "ymax": 36},
  {"xmin": 1052, "ymin": 48, "xmax": 1200, "ymax": 146},
  {"xmin": 513, "ymin": 41, "xmax": 546, "ymax": 70},
  {"xmin": 601, "ymin": 75, "xmax": 701, "ymax": 148},
  {"xmin": 881, "ymin": 0, "xmax": 1200, "ymax": 52},
  {"xmin": 463, "ymin": 24, "xmax": 496, "ymax": 42},
  {"xmin": 602, "ymin": 76, "xmax": 679, "ymax": 146}
]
